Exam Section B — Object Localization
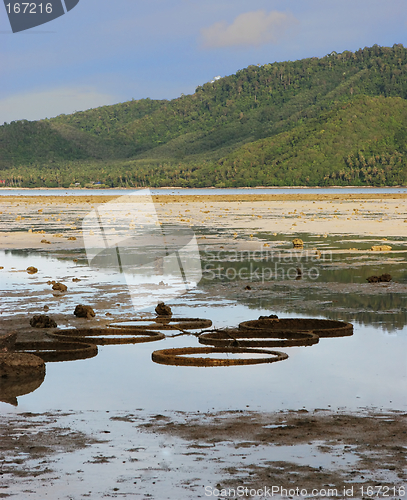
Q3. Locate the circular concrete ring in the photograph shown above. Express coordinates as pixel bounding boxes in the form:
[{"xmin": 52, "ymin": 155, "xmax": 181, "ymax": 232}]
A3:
[
  {"xmin": 47, "ymin": 327, "xmax": 165, "ymax": 345},
  {"xmin": 13, "ymin": 341, "xmax": 98, "ymax": 362},
  {"xmin": 239, "ymin": 318, "xmax": 353, "ymax": 338},
  {"xmin": 151, "ymin": 347, "xmax": 288, "ymax": 366},
  {"xmin": 109, "ymin": 318, "xmax": 212, "ymax": 331},
  {"xmin": 198, "ymin": 328, "xmax": 319, "ymax": 348}
]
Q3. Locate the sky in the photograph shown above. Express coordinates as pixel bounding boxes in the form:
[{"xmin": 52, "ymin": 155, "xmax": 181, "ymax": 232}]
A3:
[{"xmin": 1, "ymin": 0, "xmax": 407, "ymax": 124}]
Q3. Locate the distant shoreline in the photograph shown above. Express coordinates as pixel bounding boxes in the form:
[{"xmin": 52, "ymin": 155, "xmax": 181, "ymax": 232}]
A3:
[{"xmin": 0, "ymin": 185, "xmax": 406, "ymax": 191}]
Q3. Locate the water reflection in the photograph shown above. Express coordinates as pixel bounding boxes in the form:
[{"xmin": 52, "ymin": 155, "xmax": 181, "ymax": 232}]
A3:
[
  {"xmin": 1, "ymin": 246, "xmax": 407, "ymax": 330},
  {"xmin": 0, "ymin": 372, "xmax": 45, "ymax": 406}
]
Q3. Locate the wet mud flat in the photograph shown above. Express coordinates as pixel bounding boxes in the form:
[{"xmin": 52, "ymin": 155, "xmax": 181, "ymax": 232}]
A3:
[{"xmin": 0, "ymin": 409, "xmax": 406, "ymax": 499}]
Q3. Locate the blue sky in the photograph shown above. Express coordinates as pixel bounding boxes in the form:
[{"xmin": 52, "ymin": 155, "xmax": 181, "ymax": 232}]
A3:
[{"xmin": 1, "ymin": 0, "xmax": 406, "ymax": 123}]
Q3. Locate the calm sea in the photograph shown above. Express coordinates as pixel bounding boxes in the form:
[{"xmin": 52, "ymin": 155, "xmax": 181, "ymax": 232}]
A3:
[{"xmin": 0, "ymin": 187, "xmax": 406, "ymax": 196}]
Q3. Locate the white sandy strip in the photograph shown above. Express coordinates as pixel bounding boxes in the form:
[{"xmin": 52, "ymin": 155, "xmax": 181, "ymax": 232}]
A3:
[{"xmin": 0, "ymin": 196, "xmax": 406, "ymax": 250}]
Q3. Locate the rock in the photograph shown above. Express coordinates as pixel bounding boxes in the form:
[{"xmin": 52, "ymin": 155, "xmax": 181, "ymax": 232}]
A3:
[
  {"xmin": 155, "ymin": 302, "xmax": 172, "ymax": 316},
  {"xmin": 74, "ymin": 305, "xmax": 95, "ymax": 319},
  {"xmin": 43, "ymin": 305, "xmax": 49, "ymax": 311},
  {"xmin": 68, "ymin": 236, "xmax": 76, "ymax": 241},
  {"xmin": 292, "ymin": 238, "xmax": 304, "ymax": 248},
  {"xmin": 244, "ymin": 285, "xmax": 252, "ymax": 290},
  {"xmin": 258, "ymin": 314, "xmax": 279, "ymax": 320},
  {"xmin": 367, "ymin": 273, "xmax": 392, "ymax": 283},
  {"xmin": 371, "ymin": 245, "xmax": 392, "ymax": 252},
  {"xmin": 72, "ymin": 278, "xmax": 81, "ymax": 282},
  {"xmin": 41, "ymin": 239, "xmax": 51, "ymax": 244},
  {"xmin": 26, "ymin": 266, "xmax": 38, "ymax": 274},
  {"xmin": 52, "ymin": 282, "xmax": 67, "ymax": 292},
  {"xmin": 30, "ymin": 315, "xmax": 57, "ymax": 328}
]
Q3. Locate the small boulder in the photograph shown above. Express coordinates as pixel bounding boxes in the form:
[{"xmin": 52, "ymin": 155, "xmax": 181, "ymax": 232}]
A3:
[
  {"xmin": 30, "ymin": 315, "xmax": 57, "ymax": 328},
  {"xmin": 155, "ymin": 302, "xmax": 172, "ymax": 316},
  {"xmin": 367, "ymin": 273, "xmax": 392, "ymax": 283},
  {"xmin": 258, "ymin": 314, "xmax": 279, "ymax": 320},
  {"xmin": 292, "ymin": 238, "xmax": 304, "ymax": 248},
  {"xmin": 26, "ymin": 266, "xmax": 38, "ymax": 274},
  {"xmin": 74, "ymin": 305, "xmax": 95, "ymax": 319},
  {"xmin": 52, "ymin": 282, "xmax": 67, "ymax": 292}
]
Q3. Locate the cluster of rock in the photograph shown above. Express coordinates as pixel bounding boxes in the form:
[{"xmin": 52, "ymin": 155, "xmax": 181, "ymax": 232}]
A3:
[
  {"xmin": 29, "ymin": 315, "xmax": 58, "ymax": 328},
  {"xmin": 366, "ymin": 273, "xmax": 392, "ymax": 283}
]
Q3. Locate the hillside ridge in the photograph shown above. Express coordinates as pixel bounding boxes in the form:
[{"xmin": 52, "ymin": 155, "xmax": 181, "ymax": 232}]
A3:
[{"xmin": 1, "ymin": 44, "xmax": 407, "ymax": 187}]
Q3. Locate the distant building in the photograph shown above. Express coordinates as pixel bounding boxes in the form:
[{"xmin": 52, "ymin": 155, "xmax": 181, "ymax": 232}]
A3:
[{"xmin": 210, "ymin": 75, "xmax": 221, "ymax": 83}]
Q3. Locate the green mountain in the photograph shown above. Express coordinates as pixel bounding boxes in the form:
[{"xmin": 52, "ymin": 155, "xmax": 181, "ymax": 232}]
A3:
[{"xmin": 1, "ymin": 44, "xmax": 407, "ymax": 188}]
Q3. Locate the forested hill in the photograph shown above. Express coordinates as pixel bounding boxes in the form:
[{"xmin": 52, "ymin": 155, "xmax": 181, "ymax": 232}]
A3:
[{"xmin": 1, "ymin": 44, "xmax": 407, "ymax": 188}]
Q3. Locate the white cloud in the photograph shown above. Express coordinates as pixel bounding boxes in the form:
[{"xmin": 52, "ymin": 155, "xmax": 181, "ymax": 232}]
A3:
[
  {"xmin": 201, "ymin": 10, "xmax": 299, "ymax": 49},
  {"xmin": 0, "ymin": 87, "xmax": 118, "ymax": 124}
]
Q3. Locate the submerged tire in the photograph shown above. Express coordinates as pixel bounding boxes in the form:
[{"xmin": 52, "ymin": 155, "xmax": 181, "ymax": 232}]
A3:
[
  {"xmin": 151, "ymin": 346, "xmax": 288, "ymax": 367},
  {"xmin": 198, "ymin": 328, "xmax": 319, "ymax": 348},
  {"xmin": 239, "ymin": 318, "xmax": 353, "ymax": 338},
  {"xmin": 13, "ymin": 341, "xmax": 98, "ymax": 362},
  {"xmin": 47, "ymin": 327, "xmax": 165, "ymax": 345},
  {"xmin": 109, "ymin": 317, "xmax": 212, "ymax": 331}
]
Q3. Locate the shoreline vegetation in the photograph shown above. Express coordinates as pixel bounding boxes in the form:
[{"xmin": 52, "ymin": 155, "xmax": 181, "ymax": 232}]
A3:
[{"xmin": 2, "ymin": 45, "xmax": 407, "ymax": 188}]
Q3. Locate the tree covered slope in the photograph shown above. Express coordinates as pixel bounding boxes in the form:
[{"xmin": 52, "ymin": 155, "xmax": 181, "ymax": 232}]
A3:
[{"xmin": 1, "ymin": 44, "xmax": 407, "ymax": 187}]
